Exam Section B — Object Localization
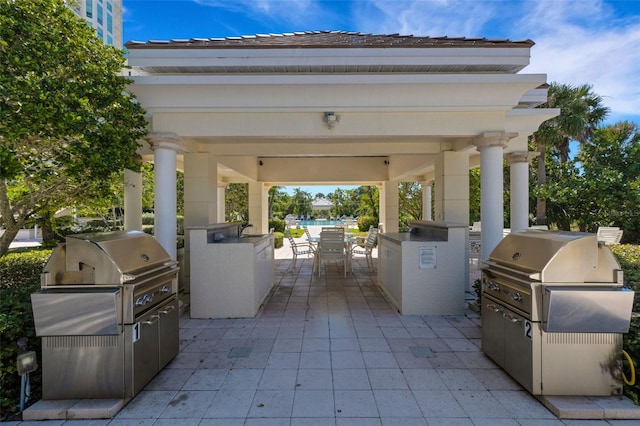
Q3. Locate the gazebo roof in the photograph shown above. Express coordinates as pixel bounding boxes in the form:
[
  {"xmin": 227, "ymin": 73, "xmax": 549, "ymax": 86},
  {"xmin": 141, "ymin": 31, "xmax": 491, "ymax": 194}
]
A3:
[
  {"xmin": 125, "ymin": 30, "xmax": 534, "ymax": 49},
  {"xmin": 312, "ymin": 198, "xmax": 333, "ymax": 209}
]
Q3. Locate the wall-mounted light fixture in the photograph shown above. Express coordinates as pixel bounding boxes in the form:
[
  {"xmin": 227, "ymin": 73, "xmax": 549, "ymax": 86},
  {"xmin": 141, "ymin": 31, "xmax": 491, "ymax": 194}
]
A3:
[{"xmin": 323, "ymin": 112, "xmax": 340, "ymax": 129}]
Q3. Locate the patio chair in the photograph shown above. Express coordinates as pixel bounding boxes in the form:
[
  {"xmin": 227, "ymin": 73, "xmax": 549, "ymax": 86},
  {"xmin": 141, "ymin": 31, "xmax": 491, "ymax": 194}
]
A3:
[
  {"xmin": 350, "ymin": 227, "xmax": 378, "ymax": 270},
  {"xmin": 317, "ymin": 228, "xmax": 347, "ymax": 277},
  {"xmin": 303, "ymin": 225, "xmax": 318, "ymax": 252},
  {"xmin": 597, "ymin": 226, "xmax": 623, "ymax": 245},
  {"xmin": 321, "ymin": 226, "xmax": 343, "ymax": 233},
  {"xmin": 287, "ymin": 233, "xmax": 315, "ymax": 271}
]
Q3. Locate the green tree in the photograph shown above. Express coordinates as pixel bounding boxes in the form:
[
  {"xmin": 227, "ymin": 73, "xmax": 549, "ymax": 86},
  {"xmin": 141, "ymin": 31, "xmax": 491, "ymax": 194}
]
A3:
[
  {"xmin": 530, "ymin": 83, "xmax": 609, "ymax": 227},
  {"xmin": 0, "ymin": 0, "xmax": 147, "ymax": 255},
  {"xmin": 357, "ymin": 186, "xmax": 379, "ymax": 219},
  {"xmin": 291, "ymin": 188, "xmax": 312, "ymax": 217},
  {"xmin": 574, "ymin": 122, "xmax": 640, "ymax": 241},
  {"xmin": 141, "ymin": 163, "xmax": 156, "ymax": 212},
  {"xmin": 270, "ymin": 187, "xmax": 291, "ymax": 218},
  {"xmin": 469, "ymin": 168, "xmax": 481, "ymax": 225},
  {"xmin": 328, "ymin": 188, "xmax": 359, "ymax": 218},
  {"xmin": 225, "ymin": 183, "xmax": 248, "ymax": 223},
  {"xmin": 398, "ymin": 182, "xmax": 422, "ymax": 231}
]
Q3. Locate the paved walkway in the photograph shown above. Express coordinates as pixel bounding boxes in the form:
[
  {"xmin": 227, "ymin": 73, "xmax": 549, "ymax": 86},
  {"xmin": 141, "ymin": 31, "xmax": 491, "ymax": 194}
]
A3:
[{"xmin": 16, "ymin": 230, "xmax": 639, "ymax": 425}]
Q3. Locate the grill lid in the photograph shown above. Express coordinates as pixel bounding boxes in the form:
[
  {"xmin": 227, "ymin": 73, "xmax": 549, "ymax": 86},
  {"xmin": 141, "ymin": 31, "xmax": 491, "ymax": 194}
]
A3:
[
  {"xmin": 486, "ymin": 230, "xmax": 603, "ymax": 282},
  {"xmin": 43, "ymin": 230, "xmax": 175, "ymax": 285}
]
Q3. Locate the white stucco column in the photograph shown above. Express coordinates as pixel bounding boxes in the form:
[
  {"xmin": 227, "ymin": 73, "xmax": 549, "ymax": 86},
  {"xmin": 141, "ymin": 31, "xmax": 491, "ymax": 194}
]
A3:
[
  {"xmin": 217, "ymin": 182, "xmax": 226, "ymax": 222},
  {"xmin": 434, "ymin": 151, "xmax": 469, "ymax": 224},
  {"xmin": 506, "ymin": 151, "xmax": 539, "ymax": 232},
  {"xmin": 184, "ymin": 152, "xmax": 219, "ymax": 226},
  {"xmin": 248, "ymin": 182, "xmax": 268, "ymax": 234},
  {"xmin": 474, "ymin": 132, "xmax": 517, "ymax": 260},
  {"xmin": 147, "ymin": 133, "xmax": 183, "ymax": 260},
  {"xmin": 124, "ymin": 168, "xmax": 143, "ymax": 230},
  {"xmin": 421, "ymin": 180, "xmax": 433, "ymax": 221},
  {"xmin": 380, "ymin": 181, "xmax": 399, "ymax": 233}
]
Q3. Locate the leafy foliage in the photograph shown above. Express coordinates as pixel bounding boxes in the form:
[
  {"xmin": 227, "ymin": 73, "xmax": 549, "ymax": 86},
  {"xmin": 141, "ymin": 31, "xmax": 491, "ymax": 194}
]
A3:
[
  {"xmin": 529, "ymin": 122, "xmax": 640, "ymax": 242},
  {"xmin": 356, "ymin": 216, "xmax": 379, "ymax": 232},
  {"xmin": 0, "ymin": 0, "xmax": 148, "ymax": 255},
  {"xmin": 531, "ymin": 83, "xmax": 610, "ymax": 226},
  {"xmin": 0, "ymin": 249, "xmax": 51, "ymax": 417},
  {"xmin": 398, "ymin": 182, "xmax": 422, "ymax": 231},
  {"xmin": 328, "ymin": 188, "xmax": 359, "ymax": 218},
  {"xmin": 225, "ymin": 183, "xmax": 249, "ymax": 223},
  {"xmin": 268, "ymin": 218, "xmax": 286, "ymax": 233},
  {"xmin": 608, "ymin": 244, "xmax": 640, "ymax": 404},
  {"xmin": 272, "ymin": 232, "xmax": 284, "ymax": 249}
]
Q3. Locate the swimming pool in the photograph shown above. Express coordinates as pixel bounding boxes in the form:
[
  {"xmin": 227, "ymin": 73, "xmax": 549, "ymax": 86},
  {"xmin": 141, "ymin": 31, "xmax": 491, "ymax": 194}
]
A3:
[{"xmin": 296, "ymin": 220, "xmax": 345, "ymax": 226}]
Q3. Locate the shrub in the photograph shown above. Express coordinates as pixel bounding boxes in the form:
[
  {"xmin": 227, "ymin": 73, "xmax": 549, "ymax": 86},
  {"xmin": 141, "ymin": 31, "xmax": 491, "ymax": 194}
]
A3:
[
  {"xmin": 357, "ymin": 216, "xmax": 378, "ymax": 232},
  {"xmin": 142, "ymin": 212, "xmax": 155, "ymax": 225},
  {"xmin": 0, "ymin": 249, "xmax": 52, "ymax": 418},
  {"xmin": 610, "ymin": 244, "xmax": 640, "ymax": 295},
  {"xmin": 609, "ymin": 244, "xmax": 640, "ymax": 405},
  {"xmin": 269, "ymin": 218, "xmax": 286, "ymax": 233},
  {"xmin": 177, "ymin": 215, "xmax": 184, "ymax": 236},
  {"xmin": 273, "ymin": 232, "xmax": 284, "ymax": 249}
]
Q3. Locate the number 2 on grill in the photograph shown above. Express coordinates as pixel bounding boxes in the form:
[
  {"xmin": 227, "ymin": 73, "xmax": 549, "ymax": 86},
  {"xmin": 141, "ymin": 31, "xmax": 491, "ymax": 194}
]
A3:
[{"xmin": 524, "ymin": 320, "xmax": 533, "ymax": 340}]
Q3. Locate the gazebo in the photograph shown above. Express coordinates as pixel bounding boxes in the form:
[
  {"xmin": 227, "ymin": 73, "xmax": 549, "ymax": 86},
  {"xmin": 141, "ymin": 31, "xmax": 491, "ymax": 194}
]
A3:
[
  {"xmin": 122, "ymin": 31, "xmax": 558, "ymax": 292},
  {"xmin": 312, "ymin": 198, "xmax": 334, "ymax": 213}
]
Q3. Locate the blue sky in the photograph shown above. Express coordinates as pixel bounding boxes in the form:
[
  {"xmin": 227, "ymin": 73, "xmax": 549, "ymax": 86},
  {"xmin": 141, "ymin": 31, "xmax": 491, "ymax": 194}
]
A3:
[{"xmin": 123, "ymin": 0, "xmax": 640, "ymax": 196}]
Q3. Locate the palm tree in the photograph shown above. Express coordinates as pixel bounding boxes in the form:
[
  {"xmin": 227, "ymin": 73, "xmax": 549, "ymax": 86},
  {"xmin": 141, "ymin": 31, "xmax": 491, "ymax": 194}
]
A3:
[{"xmin": 531, "ymin": 83, "xmax": 609, "ymax": 226}]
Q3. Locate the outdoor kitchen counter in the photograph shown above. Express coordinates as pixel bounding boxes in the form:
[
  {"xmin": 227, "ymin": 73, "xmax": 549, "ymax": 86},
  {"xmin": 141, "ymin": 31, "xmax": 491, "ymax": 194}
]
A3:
[
  {"xmin": 188, "ymin": 225, "xmax": 275, "ymax": 319},
  {"xmin": 378, "ymin": 221, "xmax": 467, "ymax": 315}
]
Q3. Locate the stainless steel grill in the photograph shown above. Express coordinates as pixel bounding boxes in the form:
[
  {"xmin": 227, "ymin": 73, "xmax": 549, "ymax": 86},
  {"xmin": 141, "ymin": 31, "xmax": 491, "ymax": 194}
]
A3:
[
  {"xmin": 31, "ymin": 230, "xmax": 179, "ymax": 400},
  {"xmin": 481, "ymin": 230, "xmax": 634, "ymax": 396}
]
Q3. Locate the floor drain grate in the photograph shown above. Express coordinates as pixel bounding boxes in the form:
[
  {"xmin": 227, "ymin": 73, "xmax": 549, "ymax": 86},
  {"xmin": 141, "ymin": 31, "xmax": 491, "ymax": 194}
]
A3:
[
  {"xmin": 228, "ymin": 347, "xmax": 253, "ymax": 358},
  {"xmin": 409, "ymin": 346, "xmax": 434, "ymax": 358}
]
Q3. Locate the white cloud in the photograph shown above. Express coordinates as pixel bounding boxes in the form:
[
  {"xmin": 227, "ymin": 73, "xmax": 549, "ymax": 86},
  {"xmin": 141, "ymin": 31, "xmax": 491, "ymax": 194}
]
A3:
[
  {"xmin": 195, "ymin": 0, "xmax": 326, "ymax": 28},
  {"xmin": 353, "ymin": 0, "xmax": 640, "ymax": 122},
  {"xmin": 518, "ymin": 0, "xmax": 640, "ymax": 120},
  {"xmin": 354, "ymin": 0, "xmax": 496, "ymax": 36}
]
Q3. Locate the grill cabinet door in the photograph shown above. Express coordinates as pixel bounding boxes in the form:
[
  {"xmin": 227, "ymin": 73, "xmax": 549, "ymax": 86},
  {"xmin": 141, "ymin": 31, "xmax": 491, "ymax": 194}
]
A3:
[
  {"xmin": 481, "ymin": 300, "xmax": 505, "ymax": 366},
  {"xmin": 158, "ymin": 297, "xmax": 179, "ymax": 369},
  {"xmin": 503, "ymin": 309, "xmax": 533, "ymax": 393},
  {"xmin": 132, "ymin": 308, "xmax": 160, "ymax": 395}
]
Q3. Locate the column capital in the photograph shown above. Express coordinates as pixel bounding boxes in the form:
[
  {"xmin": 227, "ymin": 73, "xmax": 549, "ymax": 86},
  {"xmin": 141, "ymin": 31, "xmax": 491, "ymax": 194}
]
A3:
[
  {"xmin": 505, "ymin": 151, "xmax": 540, "ymax": 165},
  {"xmin": 146, "ymin": 132, "xmax": 184, "ymax": 152},
  {"xmin": 473, "ymin": 132, "xmax": 518, "ymax": 151}
]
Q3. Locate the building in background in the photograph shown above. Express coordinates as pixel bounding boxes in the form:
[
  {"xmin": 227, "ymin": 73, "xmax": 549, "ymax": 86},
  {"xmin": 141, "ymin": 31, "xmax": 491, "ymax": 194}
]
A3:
[{"xmin": 67, "ymin": 0, "xmax": 122, "ymax": 48}]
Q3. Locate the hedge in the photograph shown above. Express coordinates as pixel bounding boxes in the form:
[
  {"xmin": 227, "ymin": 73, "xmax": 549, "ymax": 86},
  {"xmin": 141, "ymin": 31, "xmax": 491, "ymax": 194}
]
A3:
[
  {"xmin": 609, "ymin": 244, "xmax": 640, "ymax": 405},
  {"xmin": 0, "ymin": 249, "xmax": 51, "ymax": 419}
]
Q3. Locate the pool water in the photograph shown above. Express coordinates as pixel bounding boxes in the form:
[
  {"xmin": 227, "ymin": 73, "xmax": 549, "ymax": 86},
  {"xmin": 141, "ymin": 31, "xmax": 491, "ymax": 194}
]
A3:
[{"xmin": 296, "ymin": 220, "xmax": 345, "ymax": 226}]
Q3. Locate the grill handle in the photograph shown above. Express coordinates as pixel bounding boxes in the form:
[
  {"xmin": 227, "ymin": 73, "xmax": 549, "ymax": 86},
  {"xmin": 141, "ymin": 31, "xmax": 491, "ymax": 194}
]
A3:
[
  {"xmin": 486, "ymin": 304, "xmax": 503, "ymax": 314},
  {"xmin": 123, "ymin": 263, "xmax": 178, "ymax": 284},
  {"xmin": 484, "ymin": 260, "xmax": 540, "ymax": 282},
  {"xmin": 142, "ymin": 315, "xmax": 160, "ymax": 325},
  {"xmin": 504, "ymin": 313, "xmax": 522, "ymax": 323},
  {"xmin": 159, "ymin": 305, "xmax": 175, "ymax": 315}
]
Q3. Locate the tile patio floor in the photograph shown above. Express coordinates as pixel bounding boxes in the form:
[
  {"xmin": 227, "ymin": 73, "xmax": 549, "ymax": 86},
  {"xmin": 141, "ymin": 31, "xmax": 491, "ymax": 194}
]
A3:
[{"xmin": 16, "ymin": 239, "xmax": 640, "ymax": 425}]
